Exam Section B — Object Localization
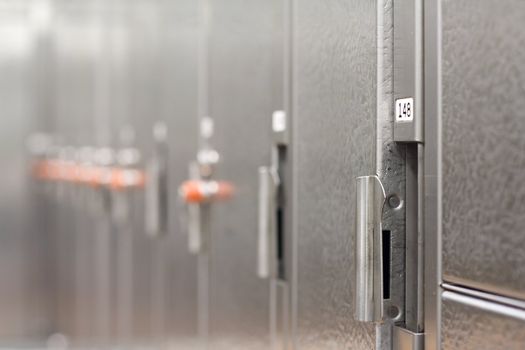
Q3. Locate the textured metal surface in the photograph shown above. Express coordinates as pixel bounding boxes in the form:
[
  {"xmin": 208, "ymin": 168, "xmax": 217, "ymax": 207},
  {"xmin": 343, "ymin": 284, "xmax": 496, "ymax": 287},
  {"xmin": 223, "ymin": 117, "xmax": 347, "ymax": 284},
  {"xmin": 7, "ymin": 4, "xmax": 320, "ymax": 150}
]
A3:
[
  {"xmin": 293, "ymin": 0, "xmax": 380, "ymax": 347},
  {"xmin": 207, "ymin": 0, "xmax": 282, "ymax": 348},
  {"xmin": 442, "ymin": 294, "xmax": 525, "ymax": 350},
  {"xmin": 442, "ymin": 0, "xmax": 525, "ymax": 298},
  {"xmin": 376, "ymin": 0, "xmax": 406, "ymax": 340}
]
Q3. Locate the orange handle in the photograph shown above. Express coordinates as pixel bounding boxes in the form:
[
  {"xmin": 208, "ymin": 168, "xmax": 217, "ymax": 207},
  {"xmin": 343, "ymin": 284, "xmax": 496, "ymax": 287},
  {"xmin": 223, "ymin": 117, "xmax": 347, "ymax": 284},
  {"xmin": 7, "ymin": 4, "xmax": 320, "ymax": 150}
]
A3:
[
  {"xmin": 32, "ymin": 159, "xmax": 146, "ymax": 190},
  {"xmin": 179, "ymin": 180, "xmax": 234, "ymax": 204}
]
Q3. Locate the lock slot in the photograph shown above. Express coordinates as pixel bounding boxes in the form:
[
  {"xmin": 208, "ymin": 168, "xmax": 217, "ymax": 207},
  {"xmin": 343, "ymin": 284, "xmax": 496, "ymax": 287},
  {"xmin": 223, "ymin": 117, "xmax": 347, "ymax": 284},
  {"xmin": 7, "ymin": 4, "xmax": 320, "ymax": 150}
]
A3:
[{"xmin": 383, "ymin": 230, "xmax": 392, "ymax": 300}]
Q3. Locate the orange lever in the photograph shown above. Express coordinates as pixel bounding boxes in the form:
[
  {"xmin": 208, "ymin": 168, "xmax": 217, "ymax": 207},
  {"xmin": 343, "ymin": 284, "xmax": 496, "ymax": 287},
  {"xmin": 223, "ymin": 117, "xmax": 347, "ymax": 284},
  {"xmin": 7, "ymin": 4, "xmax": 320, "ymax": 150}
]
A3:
[
  {"xmin": 32, "ymin": 159, "xmax": 146, "ymax": 191},
  {"xmin": 179, "ymin": 180, "xmax": 234, "ymax": 204}
]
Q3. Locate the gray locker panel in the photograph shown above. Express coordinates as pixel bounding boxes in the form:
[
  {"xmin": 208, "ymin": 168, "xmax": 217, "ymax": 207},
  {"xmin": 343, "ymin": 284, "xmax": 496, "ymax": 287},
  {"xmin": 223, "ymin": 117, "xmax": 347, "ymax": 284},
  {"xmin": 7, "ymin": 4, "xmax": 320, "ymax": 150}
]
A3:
[
  {"xmin": 126, "ymin": 1, "xmax": 161, "ymax": 342},
  {"xmin": 52, "ymin": 6, "xmax": 101, "ymax": 343},
  {"xmin": 107, "ymin": 4, "xmax": 135, "ymax": 346},
  {"xmin": 442, "ymin": 293, "xmax": 525, "ymax": 350},
  {"xmin": 0, "ymin": 3, "xmax": 55, "ymax": 342},
  {"xmin": 294, "ymin": 0, "xmax": 378, "ymax": 347},
  {"xmin": 441, "ymin": 0, "xmax": 525, "ymax": 298},
  {"xmin": 160, "ymin": 1, "xmax": 200, "ymax": 347},
  {"xmin": 208, "ymin": 0, "xmax": 280, "ymax": 348}
]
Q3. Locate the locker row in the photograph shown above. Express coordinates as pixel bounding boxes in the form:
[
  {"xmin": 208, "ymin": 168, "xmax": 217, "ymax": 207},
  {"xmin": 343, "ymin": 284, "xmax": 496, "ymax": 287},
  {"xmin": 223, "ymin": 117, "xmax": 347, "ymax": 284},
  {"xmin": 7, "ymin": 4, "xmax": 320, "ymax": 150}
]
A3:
[{"xmin": 1, "ymin": 0, "xmax": 525, "ymax": 349}]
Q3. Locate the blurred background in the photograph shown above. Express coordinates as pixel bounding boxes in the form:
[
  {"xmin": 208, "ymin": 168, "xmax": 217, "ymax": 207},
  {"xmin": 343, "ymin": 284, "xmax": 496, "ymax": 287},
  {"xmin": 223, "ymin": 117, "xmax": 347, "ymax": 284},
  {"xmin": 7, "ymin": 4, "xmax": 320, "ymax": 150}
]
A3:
[
  {"xmin": 0, "ymin": 0, "xmax": 288, "ymax": 348},
  {"xmin": 1, "ymin": 0, "xmax": 204, "ymax": 348}
]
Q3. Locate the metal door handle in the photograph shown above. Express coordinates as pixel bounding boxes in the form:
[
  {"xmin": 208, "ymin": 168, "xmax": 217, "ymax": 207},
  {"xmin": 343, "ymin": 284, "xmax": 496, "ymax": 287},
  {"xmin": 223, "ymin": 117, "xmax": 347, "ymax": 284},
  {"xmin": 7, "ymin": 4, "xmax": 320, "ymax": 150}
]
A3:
[
  {"xmin": 145, "ymin": 155, "xmax": 168, "ymax": 237},
  {"xmin": 258, "ymin": 166, "xmax": 278, "ymax": 279},
  {"xmin": 355, "ymin": 175, "xmax": 386, "ymax": 323},
  {"xmin": 187, "ymin": 162, "xmax": 203, "ymax": 254},
  {"xmin": 146, "ymin": 122, "xmax": 169, "ymax": 237}
]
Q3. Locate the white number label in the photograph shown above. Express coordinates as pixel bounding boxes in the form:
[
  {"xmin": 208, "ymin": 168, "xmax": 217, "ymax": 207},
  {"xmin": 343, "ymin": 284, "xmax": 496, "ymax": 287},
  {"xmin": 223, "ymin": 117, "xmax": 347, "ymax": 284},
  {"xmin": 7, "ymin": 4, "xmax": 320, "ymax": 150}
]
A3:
[
  {"xmin": 395, "ymin": 98, "xmax": 414, "ymax": 122},
  {"xmin": 272, "ymin": 110, "xmax": 287, "ymax": 132}
]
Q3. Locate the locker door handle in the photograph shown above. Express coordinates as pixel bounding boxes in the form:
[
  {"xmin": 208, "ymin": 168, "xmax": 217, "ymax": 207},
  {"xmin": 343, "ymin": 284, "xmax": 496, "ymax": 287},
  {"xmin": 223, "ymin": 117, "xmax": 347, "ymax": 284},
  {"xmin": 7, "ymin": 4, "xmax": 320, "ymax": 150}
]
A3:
[
  {"xmin": 257, "ymin": 166, "xmax": 278, "ymax": 279},
  {"xmin": 355, "ymin": 175, "xmax": 386, "ymax": 323},
  {"xmin": 145, "ymin": 122, "xmax": 169, "ymax": 237},
  {"xmin": 187, "ymin": 162, "xmax": 204, "ymax": 254}
]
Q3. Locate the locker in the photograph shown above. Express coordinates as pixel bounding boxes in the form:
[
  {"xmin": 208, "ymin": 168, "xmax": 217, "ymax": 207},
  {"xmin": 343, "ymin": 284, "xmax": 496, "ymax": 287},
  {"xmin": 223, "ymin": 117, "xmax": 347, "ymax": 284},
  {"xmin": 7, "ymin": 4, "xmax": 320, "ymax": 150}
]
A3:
[
  {"xmin": 293, "ymin": 0, "xmax": 409, "ymax": 348},
  {"xmin": 205, "ymin": 0, "xmax": 286, "ymax": 348},
  {"xmin": 115, "ymin": 1, "xmax": 177, "ymax": 344},
  {"xmin": 160, "ymin": 1, "xmax": 201, "ymax": 347},
  {"xmin": 441, "ymin": 0, "xmax": 525, "ymax": 300},
  {"xmin": 107, "ymin": 3, "xmax": 136, "ymax": 346},
  {"xmin": 52, "ymin": 4, "xmax": 107, "ymax": 343},
  {"xmin": 0, "ymin": 2, "xmax": 55, "ymax": 342}
]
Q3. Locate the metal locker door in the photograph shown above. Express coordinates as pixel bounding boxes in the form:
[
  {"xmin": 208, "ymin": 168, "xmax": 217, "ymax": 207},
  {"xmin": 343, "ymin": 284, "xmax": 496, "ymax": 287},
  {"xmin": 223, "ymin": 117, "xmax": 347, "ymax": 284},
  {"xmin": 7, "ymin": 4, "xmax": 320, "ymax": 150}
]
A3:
[
  {"xmin": 206, "ymin": 0, "xmax": 285, "ymax": 348},
  {"xmin": 159, "ymin": 1, "xmax": 201, "ymax": 347},
  {"xmin": 52, "ymin": 4, "xmax": 112, "ymax": 343},
  {"xmin": 105, "ymin": 2, "xmax": 137, "ymax": 345},
  {"xmin": 424, "ymin": 0, "xmax": 525, "ymax": 349},
  {"xmin": 125, "ymin": 1, "xmax": 161, "ymax": 342},
  {"xmin": 441, "ymin": 0, "xmax": 525, "ymax": 300},
  {"xmin": 293, "ymin": 0, "xmax": 408, "ymax": 348},
  {"xmin": 0, "ymin": 2, "xmax": 55, "ymax": 341},
  {"xmin": 441, "ymin": 291, "xmax": 525, "ymax": 350}
]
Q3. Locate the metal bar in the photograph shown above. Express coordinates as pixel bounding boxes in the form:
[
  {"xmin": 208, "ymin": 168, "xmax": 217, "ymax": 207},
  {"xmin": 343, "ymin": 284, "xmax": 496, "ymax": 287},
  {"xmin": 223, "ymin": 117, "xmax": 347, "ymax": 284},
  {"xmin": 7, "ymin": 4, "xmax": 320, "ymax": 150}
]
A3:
[
  {"xmin": 442, "ymin": 291, "xmax": 525, "ymax": 323},
  {"xmin": 258, "ymin": 166, "xmax": 277, "ymax": 279},
  {"xmin": 423, "ymin": 0, "xmax": 443, "ymax": 348}
]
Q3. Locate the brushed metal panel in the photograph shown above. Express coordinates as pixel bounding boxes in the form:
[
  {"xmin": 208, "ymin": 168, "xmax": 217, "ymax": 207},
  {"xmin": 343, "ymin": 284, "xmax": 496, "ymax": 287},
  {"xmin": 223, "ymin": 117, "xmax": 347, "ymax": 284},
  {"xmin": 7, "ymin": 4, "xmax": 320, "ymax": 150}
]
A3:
[
  {"xmin": 442, "ymin": 293, "xmax": 525, "ymax": 350},
  {"xmin": 0, "ymin": 3, "xmax": 56, "ymax": 342},
  {"xmin": 207, "ymin": 0, "xmax": 282, "ymax": 348},
  {"xmin": 52, "ymin": 6, "xmax": 103, "ymax": 344},
  {"xmin": 122, "ymin": 1, "xmax": 170, "ymax": 344},
  {"xmin": 442, "ymin": 0, "xmax": 525, "ymax": 297},
  {"xmin": 294, "ymin": 0, "xmax": 378, "ymax": 347},
  {"xmin": 159, "ymin": 1, "xmax": 200, "ymax": 347}
]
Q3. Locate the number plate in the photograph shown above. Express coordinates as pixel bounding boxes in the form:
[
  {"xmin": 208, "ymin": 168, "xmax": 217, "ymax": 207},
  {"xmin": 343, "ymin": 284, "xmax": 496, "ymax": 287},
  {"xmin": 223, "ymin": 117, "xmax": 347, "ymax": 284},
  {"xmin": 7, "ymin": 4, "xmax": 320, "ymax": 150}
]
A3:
[{"xmin": 395, "ymin": 97, "xmax": 414, "ymax": 123}]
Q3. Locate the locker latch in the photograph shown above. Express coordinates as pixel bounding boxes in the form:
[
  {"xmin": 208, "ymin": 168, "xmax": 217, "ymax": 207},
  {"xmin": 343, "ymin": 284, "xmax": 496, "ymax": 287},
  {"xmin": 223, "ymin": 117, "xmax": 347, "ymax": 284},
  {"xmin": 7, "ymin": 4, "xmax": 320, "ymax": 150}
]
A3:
[
  {"xmin": 257, "ymin": 110, "xmax": 288, "ymax": 280},
  {"xmin": 178, "ymin": 117, "xmax": 234, "ymax": 254},
  {"xmin": 145, "ymin": 122, "xmax": 169, "ymax": 237}
]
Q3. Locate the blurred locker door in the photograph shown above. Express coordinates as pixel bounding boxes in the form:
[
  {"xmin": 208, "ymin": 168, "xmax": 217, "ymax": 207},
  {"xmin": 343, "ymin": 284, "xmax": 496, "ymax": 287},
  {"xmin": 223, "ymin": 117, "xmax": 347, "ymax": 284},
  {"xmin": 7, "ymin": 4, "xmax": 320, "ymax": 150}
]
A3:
[
  {"xmin": 0, "ymin": 1, "xmax": 56, "ymax": 343},
  {"xmin": 292, "ymin": 0, "xmax": 408, "ymax": 348},
  {"xmin": 105, "ymin": 1, "xmax": 136, "ymax": 346},
  {"xmin": 436, "ymin": 0, "xmax": 525, "ymax": 349},
  {"xmin": 124, "ymin": 0, "xmax": 158, "ymax": 344},
  {"xmin": 206, "ymin": 0, "xmax": 286, "ymax": 348},
  {"xmin": 159, "ymin": 0, "xmax": 201, "ymax": 348},
  {"xmin": 52, "ymin": 2, "xmax": 114, "ymax": 345}
]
